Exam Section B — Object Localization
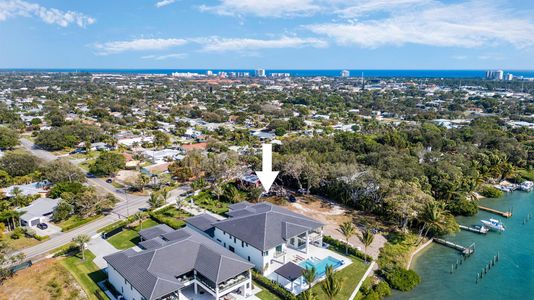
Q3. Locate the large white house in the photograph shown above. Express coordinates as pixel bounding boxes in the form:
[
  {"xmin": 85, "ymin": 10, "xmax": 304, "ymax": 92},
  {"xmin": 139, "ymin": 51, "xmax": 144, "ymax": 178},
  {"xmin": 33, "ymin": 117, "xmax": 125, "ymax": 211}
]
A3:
[
  {"xmin": 104, "ymin": 227, "xmax": 254, "ymax": 300},
  {"xmin": 185, "ymin": 202, "xmax": 325, "ymax": 273}
]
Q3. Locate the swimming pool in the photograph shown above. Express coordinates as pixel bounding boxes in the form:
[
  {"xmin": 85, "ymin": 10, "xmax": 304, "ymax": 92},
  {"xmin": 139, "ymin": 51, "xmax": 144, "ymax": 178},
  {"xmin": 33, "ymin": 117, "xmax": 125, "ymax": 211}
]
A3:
[{"xmin": 299, "ymin": 256, "xmax": 343, "ymax": 276}]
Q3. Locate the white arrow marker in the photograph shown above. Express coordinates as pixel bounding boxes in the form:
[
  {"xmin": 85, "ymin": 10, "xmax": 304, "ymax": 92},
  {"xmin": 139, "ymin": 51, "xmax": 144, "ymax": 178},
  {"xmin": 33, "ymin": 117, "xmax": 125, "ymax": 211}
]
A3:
[{"xmin": 255, "ymin": 143, "xmax": 279, "ymax": 192}]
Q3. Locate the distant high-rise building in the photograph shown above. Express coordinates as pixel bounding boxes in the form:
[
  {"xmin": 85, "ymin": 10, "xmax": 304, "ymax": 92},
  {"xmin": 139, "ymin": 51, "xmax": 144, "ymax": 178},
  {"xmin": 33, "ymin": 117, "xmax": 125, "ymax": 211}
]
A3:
[
  {"xmin": 505, "ymin": 73, "xmax": 513, "ymax": 81},
  {"xmin": 485, "ymin": 70, "xmax": 505, "ymax": 80},
  {"xmin": 206, "ymin": 70, "xmax": 213, "ymax": 76},
  {"xmin": 255, "ymin": 69, "xmax": 266, "ymax": 77},
  {"xmin": 341, "ymin": 70, "xmax": 350, "ymax": 77},
  {"xmin": 496, "ymin": 70, "xmax": 504, "ymax": 80}
]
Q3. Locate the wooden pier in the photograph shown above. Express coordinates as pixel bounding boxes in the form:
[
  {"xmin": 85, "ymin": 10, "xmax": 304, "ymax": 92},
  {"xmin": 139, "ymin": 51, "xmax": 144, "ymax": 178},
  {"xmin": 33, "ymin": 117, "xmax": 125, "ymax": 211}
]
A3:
[
  {"xmin": 434, "ymin": 238, "xmax": 475, "ymax": 256},
  {"xmin": 459, "ymin": 225, "xmax": 489, "ymax": 234},
  {"xmin": 478, "ymin": 206, "xmax": 512, "ymax": 218}
]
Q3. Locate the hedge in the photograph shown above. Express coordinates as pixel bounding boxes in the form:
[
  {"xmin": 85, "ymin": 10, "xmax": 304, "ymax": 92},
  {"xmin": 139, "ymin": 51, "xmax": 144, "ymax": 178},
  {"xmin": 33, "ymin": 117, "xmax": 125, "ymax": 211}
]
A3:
[
  {"xmin": 252, "ymin": 271, "xmax": 297, "ymax": 300},
  {"xmin": 323, "ymin": 235, "xmax": 373, "ymax": 262},
  {"xmin": 383, "ymin": 267, "xmax": 421, "ymax": 292},
  {"xmin": 148, "ymin": 212, "xmax": 186, "ymax": 229}
]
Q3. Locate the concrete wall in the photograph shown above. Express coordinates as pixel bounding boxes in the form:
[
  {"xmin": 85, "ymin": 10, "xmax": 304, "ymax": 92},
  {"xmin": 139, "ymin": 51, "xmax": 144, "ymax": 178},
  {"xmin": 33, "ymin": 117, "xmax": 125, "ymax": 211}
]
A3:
[
  {"xmin": 108, "ymin": 265, "xmax": 145, "ymax": 300},
  {"xmin": 213, "ymin": 227, "xmax": 281, "ymax": 272}
]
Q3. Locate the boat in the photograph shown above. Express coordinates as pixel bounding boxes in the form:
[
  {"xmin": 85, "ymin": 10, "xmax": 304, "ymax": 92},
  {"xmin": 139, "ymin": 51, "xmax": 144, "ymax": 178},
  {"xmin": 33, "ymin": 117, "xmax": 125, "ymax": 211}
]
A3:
[
  {"xmin": 519, "ymin": 181, "xmax": 534, "ymax": 192},
  {"xmin": 481, "ymin": 219, "xmax": 506, "ymax": 232}
]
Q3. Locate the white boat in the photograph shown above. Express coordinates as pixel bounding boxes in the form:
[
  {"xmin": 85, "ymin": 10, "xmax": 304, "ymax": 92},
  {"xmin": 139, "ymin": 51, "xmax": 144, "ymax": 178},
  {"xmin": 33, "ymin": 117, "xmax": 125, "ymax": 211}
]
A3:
[
  {"xmin": 481, "ymin": 219, "xmax": 505, "ymax": 232},
  {"xmin": 520, "ymin": 181, "xmax": 534, "ymax": 192}
]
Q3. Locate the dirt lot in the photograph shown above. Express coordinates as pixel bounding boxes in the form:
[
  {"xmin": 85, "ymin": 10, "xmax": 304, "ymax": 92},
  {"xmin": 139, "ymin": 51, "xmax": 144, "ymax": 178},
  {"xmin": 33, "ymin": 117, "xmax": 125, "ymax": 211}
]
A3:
[
  {"xmin": 0, "ymin": 258, "xmax": 87, "ymax": 300},
  {"xmin": 270, "ymin": 195, "xmax": 387, "ymax": 259}
]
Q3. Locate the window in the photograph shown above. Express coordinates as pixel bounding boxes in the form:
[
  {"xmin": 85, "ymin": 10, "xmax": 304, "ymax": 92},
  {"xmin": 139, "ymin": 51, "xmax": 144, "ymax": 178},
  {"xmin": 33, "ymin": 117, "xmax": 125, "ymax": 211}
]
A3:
[
  {"xmin": 262, "ymin": 250, "xmax": 269, "ymax": 256},
  {"xmin": 229, "ymin": 246, "xmax": 235, "ymax": 253},
  {"xmin": 234, "ymin": 237, "xmax": 237, "ymax": 243},
  {"xmin": 247, "ymin": 256, "xmax": 250, "ymax": 262},
  {"xmin": 224, "ymin": 242, "xmax": 226, "ymax": 248},
  {"xmin": 242, "ymin": 241, "xmax": 244, "ymax": 247}
]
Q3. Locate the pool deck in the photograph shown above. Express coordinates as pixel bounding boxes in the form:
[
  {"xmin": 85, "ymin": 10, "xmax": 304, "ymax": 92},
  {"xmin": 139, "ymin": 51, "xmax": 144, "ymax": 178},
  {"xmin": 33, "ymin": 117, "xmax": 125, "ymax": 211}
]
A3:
[{"xmin": 264, "ymin": 244, "xmax": 351, "ymax": 295}]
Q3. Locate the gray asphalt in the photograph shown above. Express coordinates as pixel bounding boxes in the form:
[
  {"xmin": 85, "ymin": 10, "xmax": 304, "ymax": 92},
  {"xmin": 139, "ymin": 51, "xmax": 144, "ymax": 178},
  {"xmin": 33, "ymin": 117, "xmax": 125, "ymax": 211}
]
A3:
[{"xmin": 16, "ymin": 138, "xmax": 189, "ymax": 260}]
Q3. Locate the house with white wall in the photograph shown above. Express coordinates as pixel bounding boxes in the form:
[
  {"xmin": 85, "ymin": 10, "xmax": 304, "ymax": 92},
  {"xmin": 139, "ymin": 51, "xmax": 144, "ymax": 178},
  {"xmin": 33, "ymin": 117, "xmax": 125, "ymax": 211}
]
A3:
[
  {"xmin": 104, "ymin": 227, "xmax": 254, "ymax": 300},
  {"xmin": 185, "ymin": 202, "xmax": 325, "ymax": 273}
]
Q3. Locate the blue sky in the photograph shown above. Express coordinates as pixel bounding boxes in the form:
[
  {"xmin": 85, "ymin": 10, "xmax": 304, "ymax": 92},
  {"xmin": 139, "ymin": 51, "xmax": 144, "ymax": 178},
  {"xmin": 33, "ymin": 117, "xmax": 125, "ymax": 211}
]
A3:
[{"xmin": 0, "ymin": 0, "xmax": 533, "ymax": 69}]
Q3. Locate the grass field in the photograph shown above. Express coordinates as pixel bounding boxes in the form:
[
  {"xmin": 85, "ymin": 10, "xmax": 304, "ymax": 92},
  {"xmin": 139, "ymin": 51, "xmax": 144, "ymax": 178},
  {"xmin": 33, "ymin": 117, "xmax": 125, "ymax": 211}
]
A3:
[
  {"xmin": 310, "ymin": 257, "xmax": 369, "ymax": 300},
  {"xmin": 2, "ymin": 235, "xmax": 42, "ymax": 250},
  {"xmin": 57, "ymin": 215, "xmax": 102, "ymax": 232},
  {"xmin": 0, "ymin": 258, "xmax": 88, "ymax": 300},
  {"xmin": 106, "ymin": 219, "xmax": 159, "ymax": 249},
  {"xmin": 193, "ymin": 191, "xmax": 230, "ymax": 215},
  {"xmin": 255, "ymin": 286, "xmax": 281, "ymax": 300},
  {"xmin": 150, "ymin": 206, "xmax": 191, "ymax": 229},
  {"xmin": 60, "ymin": 250, "xmax": 108, "ymax": 300}
]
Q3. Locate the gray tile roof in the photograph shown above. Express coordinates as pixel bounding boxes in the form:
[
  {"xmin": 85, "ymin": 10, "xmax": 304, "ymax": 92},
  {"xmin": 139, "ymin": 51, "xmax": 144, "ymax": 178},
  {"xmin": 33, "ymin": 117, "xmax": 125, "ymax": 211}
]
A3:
[
  {"xmin": 16, "ymin": 197, "xmax": 59, "ymax": 221},
  {"xmin": 104, "ymin": 227, "xmax": 253, "ymax": 300},
  {"xmin": 215, "ymin": 202, "xmax": 324, "ymax": 251},
  {"xmin": 274, "ymin": 262, "xmax": 304, "ymax": 281},
  {"xmin": 185, "ymin": 213, "xmax": 219, "ymax": 232},
  {"xmin": 139, "ymin": 224, "xmax": 174, "ymax": 241}
]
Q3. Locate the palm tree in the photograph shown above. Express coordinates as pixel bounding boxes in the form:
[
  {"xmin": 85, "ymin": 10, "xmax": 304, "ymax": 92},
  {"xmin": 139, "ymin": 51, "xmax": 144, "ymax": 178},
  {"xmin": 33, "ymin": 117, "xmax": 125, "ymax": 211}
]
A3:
[
  {"xmin": 419, "ymin": 201, "xmax": 447, "ymax": 240},
  {"xmin": 225, "ymin": 185, "xmax": 244, "ymax": 203},
  {"xmin": 321, "ymin": 265, "xmax": 341, "ymax": 300},
  {"xmin": 134, "ymin": 212, "xmax": 146, "ymax": 232},
  {"xmin": 72, "ymin": 234, "xmax": 90, "ymax": 261},
  {"xmin": 338, "ymin": 221, "xmax": 355, "ymax": 255},
  {"xmin": 148, "ymin": 192, "xmax": 163, "ymax": 209},
  {"xmin": 212, "ymin": 182, "xmax": 225, "ymax": 201},
  {"xmin": 160, "ymin": 188, "xmax": 170, "ymax": 205},
  {"xmin": 358, "ymin": 229, "xmax": 374, "ymax": 263},
  {"xmin": 303, "ymin": 266, "xmax": 317, "ymax": 289}
]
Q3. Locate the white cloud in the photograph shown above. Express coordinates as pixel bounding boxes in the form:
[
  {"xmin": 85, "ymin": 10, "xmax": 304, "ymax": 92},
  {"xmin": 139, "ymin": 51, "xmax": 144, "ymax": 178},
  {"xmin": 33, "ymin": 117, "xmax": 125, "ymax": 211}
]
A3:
[
  {"xmin": 199, "ymin": 0, "xmax": 320, "ymax": 17},
  {"xmin": 0, "ymin": 0, "xmax": 94, "ymax": 27},
  {"xmin": 307, "ymin": 1, "xmax": 534, "ymax": 49},
  {"xmin": 94, "ymin": 38, "xmax": 188, "ymax": 55},
  {"xmin": 155, "ymin": 0, "xmax": 176, "ymax": 8},
  {"xmin": 142, "ymin": 53, "xmax": 187, "ymax": 60},
  {"xmin": 196, "ymin": 36, "xmax": 327, "ymax": 52},
  {"xmin": 335, "ymin": 0, "xmax": 432, "ymax": 18}
]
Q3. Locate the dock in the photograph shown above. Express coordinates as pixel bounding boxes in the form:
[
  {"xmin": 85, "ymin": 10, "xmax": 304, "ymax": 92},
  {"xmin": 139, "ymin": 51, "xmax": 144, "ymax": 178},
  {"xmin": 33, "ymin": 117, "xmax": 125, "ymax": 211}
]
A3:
[
  {"xmin": 434, "ymin": 238, "xmax": 475, "ymax": 256},
  {"xmin": 459, "ymin": 225, "xmax": 488, "ymax": 234},
  {"xmin": 478, "ymin": 206, "xmax": 512, "ymax": 218}
]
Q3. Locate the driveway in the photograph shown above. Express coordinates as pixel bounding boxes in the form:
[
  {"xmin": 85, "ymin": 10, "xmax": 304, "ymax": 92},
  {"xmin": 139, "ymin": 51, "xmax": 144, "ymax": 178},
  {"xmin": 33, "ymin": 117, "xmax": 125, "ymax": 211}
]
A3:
[
  {"xmin": 87, "ymin": 235, "xmax": 120, "ymax": 269},
  {"xmin": 33, "ymin": 222, "xmax": 62, "ymax": 237}
]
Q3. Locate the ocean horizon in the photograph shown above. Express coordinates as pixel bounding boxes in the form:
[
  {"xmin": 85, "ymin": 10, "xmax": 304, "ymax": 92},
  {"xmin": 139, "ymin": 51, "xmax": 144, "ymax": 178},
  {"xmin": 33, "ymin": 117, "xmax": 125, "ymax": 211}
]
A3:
[{"xmin": 1, "ymin": 69, "xmax": 534, "ymax": 79}]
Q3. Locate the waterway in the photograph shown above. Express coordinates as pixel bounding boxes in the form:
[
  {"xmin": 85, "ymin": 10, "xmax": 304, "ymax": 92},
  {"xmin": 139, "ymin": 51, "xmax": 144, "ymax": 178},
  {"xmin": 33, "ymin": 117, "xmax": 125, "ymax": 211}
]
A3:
[{"xmin": 392, "ymin": 191, "xmax": 534, "ymax": 300}]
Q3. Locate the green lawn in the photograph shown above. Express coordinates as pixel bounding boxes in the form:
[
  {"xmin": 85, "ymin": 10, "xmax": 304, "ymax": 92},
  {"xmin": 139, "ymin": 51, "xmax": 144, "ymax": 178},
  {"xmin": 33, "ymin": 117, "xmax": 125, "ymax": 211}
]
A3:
[
  {"xmin": 310, "ymin": 257, "xmax": 369, "ymax": 300},
  {"xmin": 107, "ymin": 219, "xmax": 159, "ymax": 249},
  {"xmin": 60, "ymin": 250, "xmax": 108, "ymax": 300},
  {"xmin": 193, "ymin": 192, "xmax": 230, "ymax": 215},
  {"xmin": 150, "ymin": 206, "xmax": 192, "ymax": 229},
  {"xmin": 57, "ymin": 215, "xmax": 102, "ymax": 232},
  {"xmin": 255, "ymin": 286, "xmax": 281, "ymax": 300}
]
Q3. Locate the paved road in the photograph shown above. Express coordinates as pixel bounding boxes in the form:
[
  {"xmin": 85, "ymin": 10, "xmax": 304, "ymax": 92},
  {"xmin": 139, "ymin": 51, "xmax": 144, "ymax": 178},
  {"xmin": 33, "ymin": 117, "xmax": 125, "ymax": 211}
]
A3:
[{"xmin": 17, "ymin": 138, "xmax": 190, "ymax": 260}]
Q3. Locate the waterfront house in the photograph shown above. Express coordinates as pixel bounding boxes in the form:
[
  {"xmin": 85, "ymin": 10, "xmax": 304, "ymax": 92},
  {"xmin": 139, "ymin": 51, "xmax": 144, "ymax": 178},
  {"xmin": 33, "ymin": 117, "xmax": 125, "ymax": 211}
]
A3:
[
  {"xmin": 104, "ymin": 227, "xmax": 254, "ymax": 300},
  {"xmin": 185, "ymin": 202, "xmax": 349, "ymax": 294}
]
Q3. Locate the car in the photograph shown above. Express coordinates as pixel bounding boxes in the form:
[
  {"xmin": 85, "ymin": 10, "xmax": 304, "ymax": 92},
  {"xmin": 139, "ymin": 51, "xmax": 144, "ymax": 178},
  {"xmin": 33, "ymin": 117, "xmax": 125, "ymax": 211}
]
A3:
[
  {"xmin": 36, "ymin": 223, "xmax": 48, "ymax": 230},
  {"xmin": 86, "ymin": 173, "xmax": 96, "ymax": 178},
  {"xmin": 106, "ymin": 178, "xmax": 113, "ymax": 184},
  {"xmin": 138, "ymin": 207, "xmax": 148, "ymax": 212},
  {"xmin": 288, "ymin": 195, "xmax": 297, "ymax": 203}
]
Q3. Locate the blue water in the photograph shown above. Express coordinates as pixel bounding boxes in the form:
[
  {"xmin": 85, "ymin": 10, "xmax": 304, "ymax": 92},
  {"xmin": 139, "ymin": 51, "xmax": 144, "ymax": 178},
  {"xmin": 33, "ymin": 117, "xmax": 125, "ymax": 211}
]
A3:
[
  {"xmin": 300, "ymin": 256, "xmax": 343, "ymax": 276},
  {"xmin": 1, "ymin": 69, "xmax": 534, "ymax": 78},
  {"xmin": 392, "ymin": 191, "xmax": 534, "ymax": 300}
]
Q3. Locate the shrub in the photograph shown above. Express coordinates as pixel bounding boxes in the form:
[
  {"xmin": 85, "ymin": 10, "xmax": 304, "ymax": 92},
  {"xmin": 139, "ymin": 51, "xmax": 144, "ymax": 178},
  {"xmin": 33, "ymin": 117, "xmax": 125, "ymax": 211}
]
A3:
[
  {"xmin": 10, "ymin": 227, "xmax": 26, "ymax": 239},
  {"xmin": 479, "ymin": 186, "xmax": 504, "ymax": 198},
  {"xmin": 447, "ymin": 198, "xmax": 478, "ymax": 216},
  {"xmin": 323, "ymin": 235, "xmax": 373, "ymax": 262},
  {"xmin": 362, "ymin": 291, "xmax": 381, "ymax": 300},
  {"xmin": 252, "ymin": 271, "xmax": 297, "ymax": 300},
  {"xmin": 383, "ymin": 267, "xmax": 421, "ymax": 292},
  {"xmin": 374, "ymin": 281, "xmax": 392, "ymax": 297}
]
